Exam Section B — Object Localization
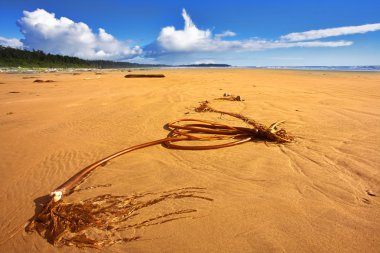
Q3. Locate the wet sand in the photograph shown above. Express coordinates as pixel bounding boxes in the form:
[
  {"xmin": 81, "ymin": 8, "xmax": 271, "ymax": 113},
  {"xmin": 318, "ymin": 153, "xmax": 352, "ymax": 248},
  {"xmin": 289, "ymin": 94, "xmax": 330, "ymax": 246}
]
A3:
[{"xmin": 0, "ymin": 69, "xmax": 379, "ymax": 252}]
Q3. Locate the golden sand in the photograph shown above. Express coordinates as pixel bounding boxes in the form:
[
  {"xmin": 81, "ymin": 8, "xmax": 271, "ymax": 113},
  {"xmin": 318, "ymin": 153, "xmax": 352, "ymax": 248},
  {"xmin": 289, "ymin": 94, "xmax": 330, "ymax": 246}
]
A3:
[{"xmin": 0, "ymin": 69, "xmax": 379, "ymax": 252}]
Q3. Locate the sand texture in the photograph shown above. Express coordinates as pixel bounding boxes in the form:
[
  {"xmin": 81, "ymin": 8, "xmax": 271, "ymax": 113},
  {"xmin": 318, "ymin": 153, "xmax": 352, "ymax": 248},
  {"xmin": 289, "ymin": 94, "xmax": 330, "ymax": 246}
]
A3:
[{"xmin": 0, "ymin": 69, "xmax": 379, "ymax": 252}]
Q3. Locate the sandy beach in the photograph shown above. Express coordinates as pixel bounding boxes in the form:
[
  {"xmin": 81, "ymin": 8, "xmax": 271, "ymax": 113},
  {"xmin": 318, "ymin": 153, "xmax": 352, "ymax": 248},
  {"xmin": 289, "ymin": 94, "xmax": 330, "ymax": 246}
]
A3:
[{"xmin": 0, "ymin": 68, "xmax": 379, "ymax": 252}]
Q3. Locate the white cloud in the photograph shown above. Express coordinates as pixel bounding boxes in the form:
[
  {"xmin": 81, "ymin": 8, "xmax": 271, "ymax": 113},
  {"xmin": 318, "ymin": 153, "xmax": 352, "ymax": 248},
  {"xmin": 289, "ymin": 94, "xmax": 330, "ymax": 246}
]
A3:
[
  {"xmin": 156, "ymin": 9, "xmax": 212, "ymax": 52},
  {"xmin": 146, "ymin": 9, "xmax": 353, "ymax": 56},
  {"xmin": 6, "ymin": 8, "xmax": 375, "ymax": 63},
  {"xmin": 207, "ymin": 39, "xmax": 352, "ymax": 51},
  {"xmin": 215, "ymin": 30, "xmax": 236, "ymax": 39},
  {"xmin": 17, "ymin": 9, "xmax": 142, "ymax": 60},
  {"xmin": 274, "ymin": 40, "xmax": 353, "ymax": 48},
  {"xmin": 281, "ymin": 23, "xmax": 380, "ymax": 41},
  {"xmin": 0, "ymin": 36, "xmax": 23, "ymax": 48}
]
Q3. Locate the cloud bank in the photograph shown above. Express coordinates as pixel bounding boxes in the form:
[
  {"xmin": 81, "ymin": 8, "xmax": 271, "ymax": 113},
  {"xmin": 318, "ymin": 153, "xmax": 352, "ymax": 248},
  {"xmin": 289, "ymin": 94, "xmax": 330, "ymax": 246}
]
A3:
[
  {"xmin": 145, "ymin": 9, "xmax": 353, "ymax": 57},
  {"xmin": 1, "ymin": 8, "xmax": 378, "ymax": 62},
  {"xmin": 281, "ymin": 23, "xmax": 380, "ymax": 41},
  {"xmin": 17, "ymin": 9, "xmax": 141, "ymax": 60},
  {"xmin": 0, "ymin": 36, "xmax": 23, "ymax": 48}
]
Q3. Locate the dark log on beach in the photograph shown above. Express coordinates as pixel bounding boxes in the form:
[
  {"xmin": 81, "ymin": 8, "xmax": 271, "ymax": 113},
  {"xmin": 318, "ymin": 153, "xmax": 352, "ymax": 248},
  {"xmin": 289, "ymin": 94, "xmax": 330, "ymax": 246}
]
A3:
[
  {"xmin": 124, "ymin": 74, "xmax": 165, "ymax": 78},
  {"xmin": 33, "ymin": 79, "xmax": 55, "ymax": 83}
]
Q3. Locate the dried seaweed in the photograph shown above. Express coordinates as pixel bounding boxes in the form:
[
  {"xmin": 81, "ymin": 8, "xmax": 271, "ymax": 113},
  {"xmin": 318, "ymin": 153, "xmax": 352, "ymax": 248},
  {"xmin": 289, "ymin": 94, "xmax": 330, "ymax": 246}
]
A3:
[
  {"xmin": 26, "ymin": 97, "xmax": 292, "ymax": 248},
  {"xmin": 26, "ymin": 187, "xmax": 212, "ymax": 248},
  {"xmin": 195, "ymin": 100, "xmax": 293, "ymax": 142}
]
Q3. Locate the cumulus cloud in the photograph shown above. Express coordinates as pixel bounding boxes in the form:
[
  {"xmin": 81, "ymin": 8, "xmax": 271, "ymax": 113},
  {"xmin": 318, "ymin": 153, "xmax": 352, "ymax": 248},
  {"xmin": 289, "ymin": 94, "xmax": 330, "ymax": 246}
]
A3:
[
  {"xmin": 145, "ymin": 9, "xmax": 353, "ymax": 56},
  {"xmin": 155, "ymin": 9, "xmax": 212, "ymax": 52},
  {"xmin": 0, "ymin": 36, "xmax": 23, "ymax": 48},
  {"xmin": 281, "ymin": 23, "xmax": 380, "ymax": 41},
  {"xmin": 6, "ymin": 8, "xmax": 376, "ymax": 62},
  {"xmin": 17, "ymin": 9, "xmax": 141, "ymax": 60}
]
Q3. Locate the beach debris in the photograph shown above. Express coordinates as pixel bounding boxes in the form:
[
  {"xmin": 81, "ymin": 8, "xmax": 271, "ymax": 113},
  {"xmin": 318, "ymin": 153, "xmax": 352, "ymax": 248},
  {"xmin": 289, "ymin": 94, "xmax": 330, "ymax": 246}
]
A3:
[
  {"xmin": 26, "ymin": 98, "xmax": 292, "ymax": 248},
  {"xmin": 44, "ymin": 68, "xmax": 58, "ymax": 73},
  {"xmin": 218, "ymin": 93, "xmax": 243, "ymax": 101},
  {"xmin": 33, "ymin": 79, "xmax": 55, "ymax": 83},
  {"xmin": 124, "ymin": 74, "xmax": 165, "ymax": 78},
  {"xmin": 83, "ymin": 76, "xmax": 101, "ymax": 80},
  {"xmin": 362, "ymin": 198, "xmax": 371, "ymax": 204},
  {"xmin": 9, "ymin": 91, "xmax": 20, "ymax": 94},
  {"xmin": 26, "ymin": 187, "xmax": 212, "ymax": 248},
  {"xmin": 22, "ymin": 76, "xmax": 40, "ymax": 79},
  {"xmin": 366, "ymin": 190, "xmax": 376, "ymax": 196},
  {"xmin": 195, "ymin": 100, "xmax": 293, "ymax": 142}
]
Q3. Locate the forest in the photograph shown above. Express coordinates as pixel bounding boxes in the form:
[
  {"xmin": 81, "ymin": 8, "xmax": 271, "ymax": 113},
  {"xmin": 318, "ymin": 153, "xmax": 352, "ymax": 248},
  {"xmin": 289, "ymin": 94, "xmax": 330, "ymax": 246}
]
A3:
[
  {"xmin": 0, "ymin": 46, "xmax": 161, "ymax": 68},
  {"xmin": 0, "ymin": 46, "xmax": 231, "ymax": 69}
]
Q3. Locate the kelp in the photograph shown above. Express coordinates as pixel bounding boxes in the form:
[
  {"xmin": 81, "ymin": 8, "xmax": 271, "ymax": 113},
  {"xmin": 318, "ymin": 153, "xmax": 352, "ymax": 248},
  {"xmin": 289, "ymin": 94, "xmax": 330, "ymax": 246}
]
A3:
[
  {"xmin": 26, "ymin": 97, "xmax": 293, "ymax": 248},
  {"xmin": 26, "ymin": 187, "xmax": 212, "ymax": 248},
  {"xmin": 195, "ymin": 100, "xmax": 293, "ymax": 143}
]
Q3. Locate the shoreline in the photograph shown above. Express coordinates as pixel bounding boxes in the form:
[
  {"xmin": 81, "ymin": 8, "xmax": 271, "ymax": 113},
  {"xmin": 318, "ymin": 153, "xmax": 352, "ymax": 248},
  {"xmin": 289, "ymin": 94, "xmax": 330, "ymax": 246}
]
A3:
[{"xmin": 1, "ymin": 65, "xmax": 380, "ymax": 74}]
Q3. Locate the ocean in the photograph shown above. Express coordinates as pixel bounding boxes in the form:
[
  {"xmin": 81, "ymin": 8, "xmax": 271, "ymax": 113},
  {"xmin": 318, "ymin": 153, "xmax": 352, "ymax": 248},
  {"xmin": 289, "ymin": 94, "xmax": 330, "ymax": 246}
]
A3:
[{"xmin": 251, "ymin": 66, "xmax": 380, "ymax": 72}]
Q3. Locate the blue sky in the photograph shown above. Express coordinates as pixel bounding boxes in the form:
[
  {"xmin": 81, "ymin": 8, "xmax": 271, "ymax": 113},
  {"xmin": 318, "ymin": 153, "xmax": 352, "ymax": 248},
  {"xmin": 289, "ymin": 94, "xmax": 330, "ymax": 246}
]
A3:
[{"xmin": 0, "ymin": 0, "xmax": 379, "ymax": 66}]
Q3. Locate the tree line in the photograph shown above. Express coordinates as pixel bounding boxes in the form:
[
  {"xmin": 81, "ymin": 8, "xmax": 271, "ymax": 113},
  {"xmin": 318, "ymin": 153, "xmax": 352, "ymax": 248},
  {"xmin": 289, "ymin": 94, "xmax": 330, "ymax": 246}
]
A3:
[
  {"xmin": 0, "ymin": 46, "xmax": 161, "ymax": 68},
  {"xmin": 0, "ymin": 46, "xmax": 231, "ymax": 68}
]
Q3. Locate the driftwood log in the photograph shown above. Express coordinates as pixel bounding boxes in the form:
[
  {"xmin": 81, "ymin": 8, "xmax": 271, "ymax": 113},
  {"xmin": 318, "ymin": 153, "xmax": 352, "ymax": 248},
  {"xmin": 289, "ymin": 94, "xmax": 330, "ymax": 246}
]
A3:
[
  {"xmin": 33, "ymin": 79, "xmax": 55, "ymax": 83},
  {"xmin": 124, "ymin": 74, "xmax": 165, "ymax": 78}
]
